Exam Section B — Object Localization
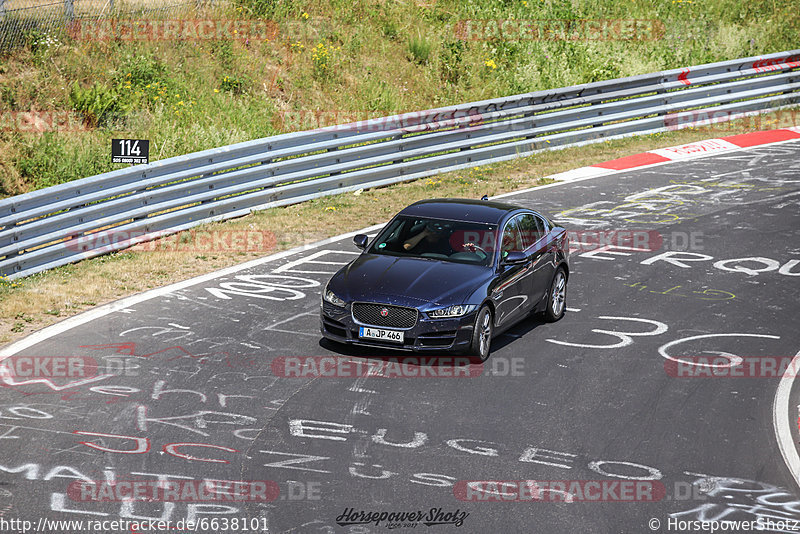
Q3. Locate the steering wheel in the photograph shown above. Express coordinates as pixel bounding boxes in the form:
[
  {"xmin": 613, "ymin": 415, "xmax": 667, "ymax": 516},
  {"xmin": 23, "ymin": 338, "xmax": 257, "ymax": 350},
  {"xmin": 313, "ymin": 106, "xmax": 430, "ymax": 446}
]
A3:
[{"xmin": 462, "ymin": 242, "xmax": 489, "ymax": 260}]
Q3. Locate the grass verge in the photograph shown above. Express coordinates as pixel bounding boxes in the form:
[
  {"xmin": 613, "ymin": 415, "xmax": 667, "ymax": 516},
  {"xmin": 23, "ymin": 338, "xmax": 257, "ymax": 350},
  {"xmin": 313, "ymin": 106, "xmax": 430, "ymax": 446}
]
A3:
[{"xmin": 1, "ymin": 0, "xmax": 798, "ymax": 195}]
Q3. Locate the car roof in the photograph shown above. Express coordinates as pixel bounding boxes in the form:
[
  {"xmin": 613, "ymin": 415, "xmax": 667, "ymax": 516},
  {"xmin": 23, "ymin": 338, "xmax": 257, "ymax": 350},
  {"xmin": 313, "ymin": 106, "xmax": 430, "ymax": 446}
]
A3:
[{"xmin": 398, "ymin": 198, "xmax": 524, "ymax": 225}]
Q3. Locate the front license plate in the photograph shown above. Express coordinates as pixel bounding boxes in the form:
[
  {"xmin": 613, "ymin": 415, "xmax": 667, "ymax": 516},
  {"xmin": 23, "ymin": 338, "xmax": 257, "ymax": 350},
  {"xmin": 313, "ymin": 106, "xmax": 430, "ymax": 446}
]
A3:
[{"xmin": 359, "ymin": 327, "xmax": 404, "ymax": 343}]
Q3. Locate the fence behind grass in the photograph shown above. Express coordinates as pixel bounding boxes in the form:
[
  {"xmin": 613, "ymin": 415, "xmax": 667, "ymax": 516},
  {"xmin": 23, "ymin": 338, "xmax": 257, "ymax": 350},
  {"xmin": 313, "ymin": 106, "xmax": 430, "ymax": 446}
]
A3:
[{"xmin": 0, "ymin": 0, "xmax": 212, "ymax": 52}]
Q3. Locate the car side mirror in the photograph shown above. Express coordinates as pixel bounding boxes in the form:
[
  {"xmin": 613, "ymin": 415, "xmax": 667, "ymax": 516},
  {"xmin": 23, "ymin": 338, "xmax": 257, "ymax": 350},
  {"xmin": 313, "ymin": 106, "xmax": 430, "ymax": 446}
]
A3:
[
  {"xmin": 353, "ymin": 234, "xmax": 369, "ymax": 250},
  {"xmin": 502, "ymin": 251, "xmax": 526, "ymax": 264}
]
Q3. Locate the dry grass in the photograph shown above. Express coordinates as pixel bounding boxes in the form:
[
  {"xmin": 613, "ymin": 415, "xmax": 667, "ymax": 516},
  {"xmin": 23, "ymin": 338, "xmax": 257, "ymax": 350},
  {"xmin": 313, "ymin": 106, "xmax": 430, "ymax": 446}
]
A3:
[{"xmin": 0, "ymin": 113, "xmax": 796, "ymax": 347}]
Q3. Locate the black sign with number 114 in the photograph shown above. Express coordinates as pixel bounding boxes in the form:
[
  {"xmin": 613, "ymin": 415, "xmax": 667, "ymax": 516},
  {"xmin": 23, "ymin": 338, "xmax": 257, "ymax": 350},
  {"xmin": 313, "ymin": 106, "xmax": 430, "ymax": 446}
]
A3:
[{"xmin": 112, "ymin": 139, "xmax": 149, "ymax": 164}]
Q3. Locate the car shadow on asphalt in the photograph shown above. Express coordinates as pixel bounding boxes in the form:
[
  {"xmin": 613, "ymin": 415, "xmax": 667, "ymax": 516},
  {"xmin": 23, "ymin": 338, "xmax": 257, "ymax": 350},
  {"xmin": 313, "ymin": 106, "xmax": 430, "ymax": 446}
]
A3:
[
  {"xmin": 318, "ymin": 338, "xmax": 471, "ymax": 367},
  {"xmin": 490, "ymin": 315, "xmax": 548, "ymax": 352},
  {"xmin": 316, "ymin": 313, "xmax": 548, "ymax": 366}
]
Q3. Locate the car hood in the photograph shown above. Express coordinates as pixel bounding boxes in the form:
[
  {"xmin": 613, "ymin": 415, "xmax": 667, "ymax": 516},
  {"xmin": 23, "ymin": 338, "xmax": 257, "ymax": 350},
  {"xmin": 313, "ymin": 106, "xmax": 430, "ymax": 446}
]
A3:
[{"xmin": 331, "ymin": 253, "xmax": 491, "ymax": 307}]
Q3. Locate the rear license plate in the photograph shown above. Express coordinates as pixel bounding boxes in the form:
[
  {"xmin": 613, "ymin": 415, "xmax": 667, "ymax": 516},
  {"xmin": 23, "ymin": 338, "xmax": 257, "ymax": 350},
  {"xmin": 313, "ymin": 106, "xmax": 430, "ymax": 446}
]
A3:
[{"xmin": 359, "ymin": 327, "xmax": 404, "ymax": 343}]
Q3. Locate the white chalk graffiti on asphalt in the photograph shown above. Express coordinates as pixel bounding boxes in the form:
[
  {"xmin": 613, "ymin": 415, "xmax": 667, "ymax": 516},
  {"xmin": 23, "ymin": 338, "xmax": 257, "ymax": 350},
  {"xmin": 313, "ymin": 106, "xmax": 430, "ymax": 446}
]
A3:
[
  {"xmin": 559, "ymin": 183, "xmax": 711, "ymax": 225},
  {"xmin": 670, "ymin": 476, "xmax": 800, "ymax": 530},
  {"xmin": 659, "ymin": 333, "xmax": 781, "ymax": 369},
  {"xmin": 0, "ymin": 406, "xmax": 53, "ymax": 420},
  {"xmin": 272, "ymin": 249, "xmax": 359, "ymax": 275},
  {"xmin": 204, "ymin": 249, "xmax": 358, "ymax": 300},
  {"xmin": 579, "ymin": 248, "xmax": 800, "ymax": 277},
  {"xmin": 0, "ymin": 488, "xmax": 10, "ymax": 518},
  {"xmin": 0, "ymin": 462, "xmax": 243, "ymax": 521},
  {"xmin": 544, "ymin": 316, "xmax": 782, "ymax": 370},
  {"xmin": 205, "ymin": 274, "xmax": 320, "ymax": 300},
  {"xmin": 557, "ymin": 171, "xmax": 795, "ymax": 227},
  {"xmin": 0, "ymin": 366, "xmax": 112, "ymax": 391},
  {"xmin": 266, "ymin": 418, "xmax": 664, "ymax": 481},
  {"xmin": 545, "ymin": 316, "xmax": 668, "ymax": 349},
  {"xmin": 135, "ymin": 406, "xmax": 256, "ymax": 437}
]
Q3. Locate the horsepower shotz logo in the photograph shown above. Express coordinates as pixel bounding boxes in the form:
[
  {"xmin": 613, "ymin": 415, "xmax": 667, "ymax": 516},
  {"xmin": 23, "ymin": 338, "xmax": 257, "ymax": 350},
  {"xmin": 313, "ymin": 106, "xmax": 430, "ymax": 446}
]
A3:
[{"xmin": 336, "ymin": 508, "xmax": 469, "ymax": 528}]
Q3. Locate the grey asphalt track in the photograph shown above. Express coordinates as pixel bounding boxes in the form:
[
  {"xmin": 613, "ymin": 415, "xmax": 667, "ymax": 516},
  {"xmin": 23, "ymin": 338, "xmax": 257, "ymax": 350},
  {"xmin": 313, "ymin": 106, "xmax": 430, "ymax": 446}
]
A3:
[{"xmin": 1, "ymin": 141, "xmax": 799, "ymax": 534}]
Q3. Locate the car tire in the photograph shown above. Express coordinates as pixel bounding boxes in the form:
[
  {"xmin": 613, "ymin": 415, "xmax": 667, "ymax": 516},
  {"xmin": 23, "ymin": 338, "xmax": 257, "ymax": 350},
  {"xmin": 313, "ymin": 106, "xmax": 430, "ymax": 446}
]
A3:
[
  {"xmin": 466, "ymin": 305, "xmax": 493, "ymax": 362},
  {"xmin": 543, "ymin": 268, "xmax": 567, "ymax": 322}
]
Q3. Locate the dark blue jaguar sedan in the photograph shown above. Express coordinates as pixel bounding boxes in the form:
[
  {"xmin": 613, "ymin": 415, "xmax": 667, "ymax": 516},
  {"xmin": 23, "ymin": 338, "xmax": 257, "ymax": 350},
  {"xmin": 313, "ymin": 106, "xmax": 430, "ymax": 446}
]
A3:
[{"xmin": 320, "ymin": 198, "xmax": 570, "ymax": 361}]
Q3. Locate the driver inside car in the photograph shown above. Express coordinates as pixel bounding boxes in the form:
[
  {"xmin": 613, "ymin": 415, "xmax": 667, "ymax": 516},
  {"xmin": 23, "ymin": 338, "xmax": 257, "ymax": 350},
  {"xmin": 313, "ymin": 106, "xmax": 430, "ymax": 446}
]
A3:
[{"xmin": 403, "ymin": 222, "xmax": 454, "ymax": 256}]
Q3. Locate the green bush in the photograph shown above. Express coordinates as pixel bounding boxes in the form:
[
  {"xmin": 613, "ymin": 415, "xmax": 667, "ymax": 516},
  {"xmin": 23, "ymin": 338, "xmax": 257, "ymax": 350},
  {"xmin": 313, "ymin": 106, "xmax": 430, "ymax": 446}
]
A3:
[
  {"xmin": 116, "ymin": 53, "xmax": 166, "ymax": 89},
  {"xmin": 440, "ymin": 40, "xmax": 467, "ymax": 84},
  {"xmin": 211, "ymin": 40, "xmax": 236, "ymax": 70},
  {"xmin": 16, "ymin": 133, "xmax": 109, "ymax": 190},
  {"xmin": 220, "ymin": 75, "xmax": 247, "ymax": 94},
  {"xmin": 363, "ymin": 79, "xmax": 399, "ymax": 112},
  {"xmin": 407, "ymin": 36, "xmax": 432, "ymax": 65},
  {"xmin": 24, "ymin": 28, "xmax": 60, "ymax": 65},
  {"xmin": 234, "ymin": 0, "xmax": 293, "ymax": 17},
  {"xmin": 381, "ymin": 19, "xmax": 399, "ymax": 41},
  {"xmin": 69, "ymin": 81, "xmax": 131, "ymax": 128},
  {"xmin": 311, "ymin": 42, "xmax": 336, "ymax": 80},
  {"xmin": 1, "ymin": 84, "xmax": 17, "ymax": 108}
]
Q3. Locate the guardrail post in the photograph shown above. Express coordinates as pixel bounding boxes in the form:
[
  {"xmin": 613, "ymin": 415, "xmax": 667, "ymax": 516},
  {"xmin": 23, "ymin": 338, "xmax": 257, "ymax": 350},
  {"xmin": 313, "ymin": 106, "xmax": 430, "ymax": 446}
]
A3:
[
  {"xmin": 0, "ymin": 0, "xmax": 6, "ymax": 22},
  {"xmin": 200, "ymin": 162, "xmax": 218, "ymax": 204},
  {"xmin": 256, "ymin": 158, "xmax": 274, "ymax": 192},
  {"xmin": 64, "ymin": 0, "xmax": 74, "ymax": 20}
]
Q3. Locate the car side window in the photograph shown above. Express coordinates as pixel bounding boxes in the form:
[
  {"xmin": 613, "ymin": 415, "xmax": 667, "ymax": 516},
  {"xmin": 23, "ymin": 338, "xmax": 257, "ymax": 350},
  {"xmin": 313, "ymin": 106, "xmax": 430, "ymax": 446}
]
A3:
[
  {"xmin": 534, "ymin": 215, "xmax": 548, "ymax": 244},
  {"xmin": 537, "ymin": 215, "xmax": 549, "ymax": 234},
  {"xmin": 500, "ymin": 216, "xmax": 525, "ymax": 258},
  {"xmin": 518, "ymin": 214, "xmax": 547, "ymax": 250}
]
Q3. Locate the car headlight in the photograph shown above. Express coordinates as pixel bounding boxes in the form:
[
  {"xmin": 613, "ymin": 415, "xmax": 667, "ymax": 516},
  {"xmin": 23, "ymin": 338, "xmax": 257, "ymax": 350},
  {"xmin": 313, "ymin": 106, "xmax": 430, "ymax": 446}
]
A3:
[
  {"xmin": 427, "ymin": 304, "xmax": 476, "ymax": 318},
  {"xmin": 323, "ymin": 287, "xmax": 346, "ymax": 307}
]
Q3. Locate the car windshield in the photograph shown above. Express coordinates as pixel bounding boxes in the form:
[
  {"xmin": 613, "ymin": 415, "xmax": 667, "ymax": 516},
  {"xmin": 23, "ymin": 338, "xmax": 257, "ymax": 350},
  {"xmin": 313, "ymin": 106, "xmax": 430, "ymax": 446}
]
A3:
[{"xmin": 367, "ymin": 215, "xmax": 497, "ymax": 266}]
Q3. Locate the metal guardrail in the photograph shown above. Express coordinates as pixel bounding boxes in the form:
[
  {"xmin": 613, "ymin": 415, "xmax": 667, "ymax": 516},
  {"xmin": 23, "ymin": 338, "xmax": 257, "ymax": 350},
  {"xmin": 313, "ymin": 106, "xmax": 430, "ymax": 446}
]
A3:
[{"xmin": 2, "ymin": 49, "xmax": 799, "ymax": 279}]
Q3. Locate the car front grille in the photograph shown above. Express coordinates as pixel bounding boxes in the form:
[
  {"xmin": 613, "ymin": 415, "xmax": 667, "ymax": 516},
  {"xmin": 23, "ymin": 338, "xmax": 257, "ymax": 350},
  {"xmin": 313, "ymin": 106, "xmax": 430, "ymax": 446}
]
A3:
[{"xmin": 352, "ymin": 303, "xmax": 418, "ymax": 329}]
